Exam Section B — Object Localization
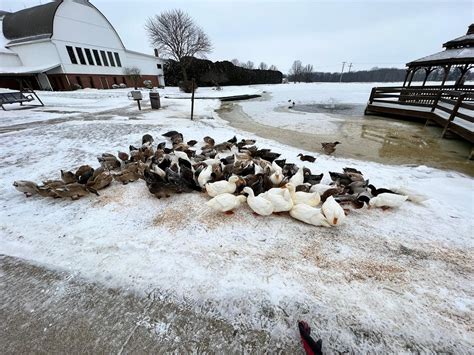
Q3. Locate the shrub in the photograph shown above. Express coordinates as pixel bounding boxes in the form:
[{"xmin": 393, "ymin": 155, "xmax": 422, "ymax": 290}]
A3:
[{"xmin": 179, "ymin": 80, "xmax": 197, "ymax": 93}]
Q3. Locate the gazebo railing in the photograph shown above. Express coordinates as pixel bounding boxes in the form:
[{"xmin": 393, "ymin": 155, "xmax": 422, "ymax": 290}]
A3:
[
  {"xmin": 368, "ymin": 85, "xmax": 474, "ymax": 107},
  {"xmin": 367, "ymin": 86, "xmax": 474, "ymax": 144}
]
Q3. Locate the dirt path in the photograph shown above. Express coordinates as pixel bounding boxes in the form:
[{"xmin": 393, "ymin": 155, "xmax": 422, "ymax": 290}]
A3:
[{"xmin": 217, "ymin": 101, "xmax": 474, "ymax": 176}]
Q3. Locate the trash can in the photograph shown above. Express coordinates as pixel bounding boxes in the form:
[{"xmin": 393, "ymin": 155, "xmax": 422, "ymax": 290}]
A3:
[{"xmin": 149, "ymin": 92, "xmax": 161, "ymax": 109}]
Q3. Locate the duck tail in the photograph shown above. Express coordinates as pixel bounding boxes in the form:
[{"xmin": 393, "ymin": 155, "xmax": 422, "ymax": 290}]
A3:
[
  {"xmin": 87, "ymin": 187, "xmax": 100, "ymax": 196},
  {"xmin": 390, "ymin": 187, "xmax": 428, "ymax": 204}
]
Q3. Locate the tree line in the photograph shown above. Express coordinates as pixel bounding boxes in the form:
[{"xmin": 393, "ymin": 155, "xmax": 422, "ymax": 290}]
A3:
[
  {"xmin": 287, "ymin": 60, "xmax": 473, "ymax": 83},
  {"xmin": 231, "ymin": 59, "xmax": 279, "ymax": 71}
]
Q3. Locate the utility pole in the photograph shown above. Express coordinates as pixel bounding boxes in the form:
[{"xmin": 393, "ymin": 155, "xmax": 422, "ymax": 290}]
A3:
[
  {"xmin": 339, "ymin": 61, "xmax": 346, "ymax": 83},
  {"xmin": 190, "ymin": 78, "xmax": 195, "ymax": 121},
  {"xmin": 348, "ymin": 63, "xmax": 353, "ymax": 73}
]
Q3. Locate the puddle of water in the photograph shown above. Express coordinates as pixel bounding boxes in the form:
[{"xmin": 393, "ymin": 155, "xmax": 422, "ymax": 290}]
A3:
[
  {"xmin": 217, "ymin": 102, "xmax": 474, "ymax": 176},
  {"xmin": 293, "ymin": 103, "xmax": 365, "ymax": 117}
]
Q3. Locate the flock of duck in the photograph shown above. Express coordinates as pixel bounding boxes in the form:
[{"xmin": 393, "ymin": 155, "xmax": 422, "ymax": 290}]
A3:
[{"xmin": 13, "ymin": 132, "xmax": 415, "ymax": 227}]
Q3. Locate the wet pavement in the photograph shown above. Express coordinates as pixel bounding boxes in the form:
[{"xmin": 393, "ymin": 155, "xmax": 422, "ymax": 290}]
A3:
[
  {"xmin": 0, "ymin": 255, "xmax": 294, "ymax": 353},
  {"xmin": 217, "ymin": 101, "xmax": 474, "ymax": 176}
]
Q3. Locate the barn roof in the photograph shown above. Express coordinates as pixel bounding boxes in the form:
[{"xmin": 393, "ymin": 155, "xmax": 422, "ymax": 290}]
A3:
[{"xmin": 2, "ymin": 1, "xmax": 62, "ymax": 42}]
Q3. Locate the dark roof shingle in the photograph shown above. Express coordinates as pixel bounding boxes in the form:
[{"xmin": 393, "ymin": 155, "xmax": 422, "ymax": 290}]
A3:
[{"xmin": 2, "ymin": 1, "xmax": 62, "ymax": 41}]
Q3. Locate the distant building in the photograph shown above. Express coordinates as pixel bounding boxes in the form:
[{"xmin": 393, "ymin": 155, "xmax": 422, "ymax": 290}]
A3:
[{"xmin": 0, "ymin": 0, "xmax": 165, "ymax": 91}]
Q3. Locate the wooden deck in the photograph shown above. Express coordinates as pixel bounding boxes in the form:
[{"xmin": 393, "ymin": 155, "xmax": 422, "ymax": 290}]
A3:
[{"xmin": 365, "ymin": 86, "xmax": 474, "ymax": 157}]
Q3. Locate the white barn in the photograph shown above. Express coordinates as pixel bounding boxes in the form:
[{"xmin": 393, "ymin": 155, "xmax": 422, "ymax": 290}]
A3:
[{"xmin": 0, "ymin": 0, "xmax": 165, "ymax": 91}]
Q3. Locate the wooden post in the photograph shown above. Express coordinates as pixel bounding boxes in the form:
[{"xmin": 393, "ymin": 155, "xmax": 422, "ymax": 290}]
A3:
[
  {"xmin": 455, "ymin": 64, "xmax": 469, "ymax": 87},
  {"xmin": 190, "ymin": 78, "xmax": 195, "ymax": 121},
  {"xmin": 137, "ymin": 99, "xmax": 141, "ymax": 110},
  {"xmin": 368, "ymin": 87, "xmax": 376, "ymax": 104},
  {"xmin": 407, "ymin": 68, "xmax": 416, "ymax": 87},
  {"xmin": 440, "ymin": 65, "xmax": 451, "ymax": 87},
  {"xmin": 422, "ymin": 67, "xmax": 431, "ymax": 87},
  {"xmin": 441, "ymin": 93, "xmax": 464, "ymax": 138},
  {"xmin": 431, "ymin": 90, "xmax": 442, "ymax": 112},
  {"xmin": 402, "ymin": 69, "xmax": 410, "ymax": 87}
]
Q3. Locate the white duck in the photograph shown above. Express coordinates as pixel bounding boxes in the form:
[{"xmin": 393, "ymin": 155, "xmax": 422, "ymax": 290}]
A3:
[
  {"xmin": 369, "ymin": 193, "xmax": 408, "ymax": 209},
  {"xmin": 206, "ymin": 176, "xmax": 240, "ymax": 197},
  {"xmin": 261, "ymin": 187, "xmax": 293, "ymax": 212},
  {"xmin": 206, "ymin": 193, "xmax": 246, "ymax": 213},
  {"xmin": 243, "ymin": 187, "xmax": 274, "ymax": 216},
  {"xmin": 310, "ymin": 183, "xmax": 334, "ymax": 195},
  {"xmin": 321, "ymin": 196, "xmax": 346, "ymax": 226},
  {"xmin": 203, "ymin": 158, "xmax": 221, "ymax": 166},
  {"xmin": 289, "ymin": 166, "xmax": 305, "ymax": 186},
  {"xmin": 152, "ymin": 164, "xmax": 166, "ymax": 178},
  {"xmin": 173, "ymin": 150, "xmax": 191, "ymax": 163},
  {"xmin": 198, "ymin": 165, "xmax": 213, "ymax": 188},
  {"xmin": 286, "ymin": 183, "xmax": 321, "ymax": 207},
  {"xmin": 290, "ymin": 204, "xmax": 331, "ymax": 227},
  {"xmin": 270, "ymin": 161, "xmax": 283, "ymax": 186}
]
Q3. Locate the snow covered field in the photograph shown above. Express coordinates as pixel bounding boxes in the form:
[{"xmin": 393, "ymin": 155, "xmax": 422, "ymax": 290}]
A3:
[{"xmin": 1, "ymin": 84, "xmax": 473, "ymax": 352}]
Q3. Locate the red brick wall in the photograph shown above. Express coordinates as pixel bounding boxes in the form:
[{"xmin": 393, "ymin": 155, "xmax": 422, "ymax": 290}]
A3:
[
  {"xmin": 62, "ymin": 74, "xmax": 160, "ymax": 90},
  {"xmin": 0, "ymin": 74, "xmax": 162, "ymax": 91}
]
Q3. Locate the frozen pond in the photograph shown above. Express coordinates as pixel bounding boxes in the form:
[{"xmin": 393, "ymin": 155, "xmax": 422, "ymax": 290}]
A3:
[{"xmin": 218, "ymin": 83, "xmax": 473, "ymax": 176}]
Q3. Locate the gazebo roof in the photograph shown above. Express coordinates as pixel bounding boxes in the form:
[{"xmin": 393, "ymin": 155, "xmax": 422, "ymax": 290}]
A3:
[
  {"xmin": 407, "ymin": 24, "xmax": 474, "ymax": 68},
  {"xmin": 444, "ymin": 34, "xmax": 474, "ymax": 49},
  {"xmin": 407, "ymin": 47, "xmax": 474, "ymax": 67}
]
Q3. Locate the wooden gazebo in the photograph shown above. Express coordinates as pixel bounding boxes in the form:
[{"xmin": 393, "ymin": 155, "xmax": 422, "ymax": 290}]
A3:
[
  {"xmin": 365, "ymin": 25, "xmax": 474, "ymax": 154},
  {"xmin": 403, "ymin": 24, "xmax": 474, "ymax": 87}
]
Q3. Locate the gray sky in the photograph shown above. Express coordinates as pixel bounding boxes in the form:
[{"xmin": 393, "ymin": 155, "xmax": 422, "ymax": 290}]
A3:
[{"xmin": 2, "ymin": 0, "xmax": 472, "ymax": 73}]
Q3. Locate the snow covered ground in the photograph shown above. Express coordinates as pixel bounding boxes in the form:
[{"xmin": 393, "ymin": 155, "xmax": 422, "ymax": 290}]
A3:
[{"xmin": 1, "ymin": 84, "xmax": 473, "ymax": 352}]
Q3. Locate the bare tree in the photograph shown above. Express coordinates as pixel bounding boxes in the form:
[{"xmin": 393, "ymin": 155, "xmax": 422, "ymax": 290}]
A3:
[
  {"xmin": 258, "ymin": 62, "xmax": 268, "ymax": 70},
  {"xmin": 289, "ymin": 60, "xmax": 303, "ymax": 83},
  {"xmin": 124, "ymin": 67, "xmax": 142, "ymax": 89},
  {"xmin": 269, "ymin": 64, "xmax": 278, "ymax": 71},
  {"xmin": 302, "ymin": 64, "xmax": 314, "ymax": 82},
  {"xmin": 243, "ymin": 60, "xmax": 254, "ymax": 69},
  {"xmin": 231, "ymin": 58, "xmax": 240, "ymax": 67},
  {"xmin": 145, "ymin": 9, "xmax": 212, "ymax": 82}
]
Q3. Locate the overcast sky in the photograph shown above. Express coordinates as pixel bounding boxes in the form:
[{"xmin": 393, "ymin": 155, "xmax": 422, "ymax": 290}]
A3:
[{"xmin": 2, "ymin": 0, "xmax": 472, "ymax": 73}]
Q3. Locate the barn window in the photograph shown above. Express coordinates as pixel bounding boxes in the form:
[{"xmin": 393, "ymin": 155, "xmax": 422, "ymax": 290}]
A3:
[
  {"xmin": 93, "ymin": 50, "xmax": 102, "ymax": 66},
  {"xmin": 107, "ymin": 51, "xmax": 116, "ymax": 67},
  {"xmin": 100, "ymin": 51, "xmax": 109, "ymax": 66},
  {"xmin": 75, "ymin": 47, "xmax": 87, "ymax": 65},
  {"xmin": 114, "ymin": 52, "xmax": 122, "ymax": 67},
  {"xmin": 157, "ymin": 64, "xmax": 162, "ymax": 69},
  {"xmin": 66, "ymin": 46, "xmax": 78, "ymax": 64},
  {"xmin": 84, "ymin": 48, "xmax": 94, "ymax": 65}
]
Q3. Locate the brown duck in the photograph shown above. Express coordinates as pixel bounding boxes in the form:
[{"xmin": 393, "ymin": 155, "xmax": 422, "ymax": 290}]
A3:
[
  {"xmin": 321, "ymin": 141, "xmax": 341, "ymax": 155},
  {"xmin": 297, "ymin": 153, "xmax": 316, "ymax": 163}
]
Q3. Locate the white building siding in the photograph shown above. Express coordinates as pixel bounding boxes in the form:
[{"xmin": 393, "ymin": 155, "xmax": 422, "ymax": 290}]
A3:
[
  {"xmin": 125, "ymin": 50, "xmax": 164, "ymax": 77},
  {"xmin": 7, "ymin": 40, "xmax": 60, "ymax": 67},
  {"xmin": 52, "ymin": 1, "xmax": 123, "ymax": 50},
  {"xmin": 51, "ymin": 0, "xmax": 164, "ymax": 78},
  {"xmin": 0, "ymin": 52, "xmax": 22, "ymax": 67}
]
